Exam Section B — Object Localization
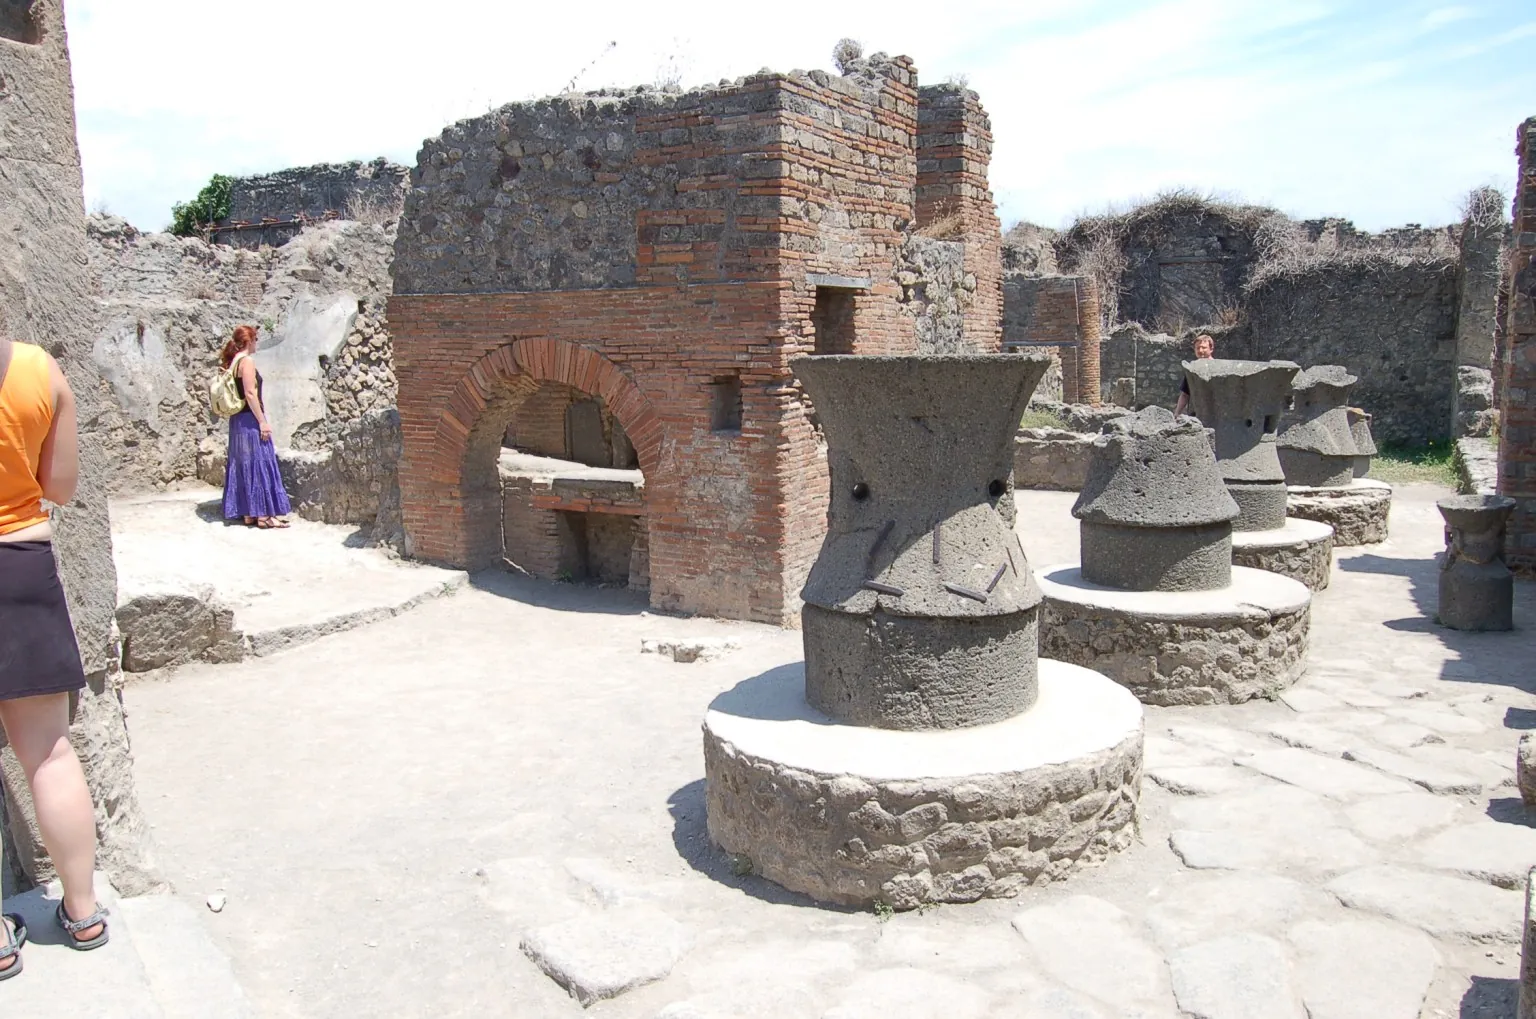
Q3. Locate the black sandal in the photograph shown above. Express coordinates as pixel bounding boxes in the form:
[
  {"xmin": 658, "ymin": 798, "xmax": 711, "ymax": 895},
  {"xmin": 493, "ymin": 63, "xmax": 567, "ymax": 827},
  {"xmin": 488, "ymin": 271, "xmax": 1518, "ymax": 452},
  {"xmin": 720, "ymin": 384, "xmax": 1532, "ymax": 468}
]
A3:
[
  {"xmin": 56, "ymin": 901, "xmax": 109, "ymax": 951},
  {"xmin": 0, "ymin": 913, "xmax": 25, "ymax": 981}
]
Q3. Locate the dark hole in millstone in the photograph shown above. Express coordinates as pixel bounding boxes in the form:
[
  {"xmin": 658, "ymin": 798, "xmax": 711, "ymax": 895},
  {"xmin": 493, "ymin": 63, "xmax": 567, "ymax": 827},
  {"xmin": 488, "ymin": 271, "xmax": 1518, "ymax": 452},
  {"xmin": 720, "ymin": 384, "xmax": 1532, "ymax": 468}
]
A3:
[
  {"xmin": 988, "ymin": 479, "xmax": 1006, "ymax": 499},
  {"xmin": 1245, "ymin": 419, "xmax": 1253, "ymax": 428},
  {"xmin": 852, "ymin": 483, "xmax": 870, "ymax": 501}
]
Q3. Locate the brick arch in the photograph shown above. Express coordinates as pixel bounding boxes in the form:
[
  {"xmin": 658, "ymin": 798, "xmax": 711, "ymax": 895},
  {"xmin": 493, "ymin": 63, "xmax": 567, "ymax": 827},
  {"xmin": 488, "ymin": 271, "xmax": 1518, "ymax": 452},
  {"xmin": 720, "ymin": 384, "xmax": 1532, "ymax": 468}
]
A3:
[
  {"xmin": 430, "ymin": 338, "xmax": 662, "ymax": 485},
  {"xmin": 412, "ymin": 338, "xmax": 663, "ymax": 570}
]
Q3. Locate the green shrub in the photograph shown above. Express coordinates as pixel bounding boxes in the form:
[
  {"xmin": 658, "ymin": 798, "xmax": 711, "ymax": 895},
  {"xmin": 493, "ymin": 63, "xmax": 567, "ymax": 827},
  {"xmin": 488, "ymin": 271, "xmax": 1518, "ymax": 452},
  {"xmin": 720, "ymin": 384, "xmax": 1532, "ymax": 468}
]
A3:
[{"xmin": 169, "ymin": 174, "xmax": 235, "ymax": 237}]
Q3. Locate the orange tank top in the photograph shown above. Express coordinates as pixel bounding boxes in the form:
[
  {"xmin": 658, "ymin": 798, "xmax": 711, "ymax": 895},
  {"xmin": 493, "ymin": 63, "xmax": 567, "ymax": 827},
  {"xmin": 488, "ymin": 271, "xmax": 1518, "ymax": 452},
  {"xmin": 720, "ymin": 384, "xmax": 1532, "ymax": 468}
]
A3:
[{"xmin": 0, "ymin": 342, "xmax": 55, "ymax": 535}]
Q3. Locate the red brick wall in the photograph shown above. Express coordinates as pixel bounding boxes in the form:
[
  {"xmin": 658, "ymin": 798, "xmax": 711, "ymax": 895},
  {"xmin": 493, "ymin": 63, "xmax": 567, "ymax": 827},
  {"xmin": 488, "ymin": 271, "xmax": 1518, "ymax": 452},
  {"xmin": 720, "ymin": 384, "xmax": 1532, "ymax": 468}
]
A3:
[
  {"xmin": 394, "ymin": 60, "xmax": 1008, "ymax": 623},
  {"xmin": 1499, "ymin": 116, "xmax": 1536, "ymax": 574},
  {"xmin": 916, "ymin": 87, "xmax": 1003, "ymax": 352},
  {"xmin": 1003, "ymin": 275, "xmax": 1102, "ymax": 404}
]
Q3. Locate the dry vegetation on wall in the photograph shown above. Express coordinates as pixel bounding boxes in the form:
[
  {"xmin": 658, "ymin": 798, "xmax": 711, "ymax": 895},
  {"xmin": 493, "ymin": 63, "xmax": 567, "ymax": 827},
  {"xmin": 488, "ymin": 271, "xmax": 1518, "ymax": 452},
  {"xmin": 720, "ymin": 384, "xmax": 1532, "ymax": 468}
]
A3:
[{"xmin": 1243, "ymin": 212, "xmax": 1456, "ymax": 293}]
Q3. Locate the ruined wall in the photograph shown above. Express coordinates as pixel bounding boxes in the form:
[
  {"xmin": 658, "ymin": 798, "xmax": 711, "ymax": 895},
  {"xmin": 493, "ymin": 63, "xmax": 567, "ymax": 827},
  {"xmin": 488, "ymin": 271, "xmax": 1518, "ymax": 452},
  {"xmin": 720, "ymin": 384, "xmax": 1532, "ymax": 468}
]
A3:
[
  {"xmin": 393, "ymin": 57, "xmax": 990, "ymax": 624},
  {"xmin": 1499, "ymin": 116, "xmax": 1536, "ymax": 574},
  {"xmin": 1098, "ymin": 323, "xmax": 1191, "ymax": 410},
  {"xmin": 88, "ymin": 216, "xmax": 401, "ymax": 538},
  {"xmin": 1240, "ymin": 258, "xmax": 1459, "ymax": 446},
  {"xmin": 1003, "ymin": 274, "xmax": 1100, "ymax": 403},
  {"xmin": 0, "ymin": 0, "xmax": 156, "ymax": 894},
  {"xmin": 214, "ymin": 158, "xmax": 408, "ymax": 249}
]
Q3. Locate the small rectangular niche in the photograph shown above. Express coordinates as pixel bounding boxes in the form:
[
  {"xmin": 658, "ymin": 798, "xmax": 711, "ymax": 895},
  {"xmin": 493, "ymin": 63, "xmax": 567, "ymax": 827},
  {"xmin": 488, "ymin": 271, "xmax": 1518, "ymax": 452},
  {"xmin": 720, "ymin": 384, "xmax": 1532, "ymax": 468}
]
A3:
[
  {"xmin": 709, "ymin": 375, "xmax": 743, "ymax": 433},
  {"xmin": 0, "ymin": 0, "xmax": 41, "ymax": 44},
  {"xmin": 812, "ymin": 286, "xmax": 857, "ymax": 355}
]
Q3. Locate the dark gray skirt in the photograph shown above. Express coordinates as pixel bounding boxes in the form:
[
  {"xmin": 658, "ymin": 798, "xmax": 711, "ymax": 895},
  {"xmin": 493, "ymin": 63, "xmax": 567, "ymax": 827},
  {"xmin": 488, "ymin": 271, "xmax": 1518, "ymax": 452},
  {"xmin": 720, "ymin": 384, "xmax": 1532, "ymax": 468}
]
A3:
[{"xmin": 0, "ymin": 541, "xmax": 87, "ymax": 700}]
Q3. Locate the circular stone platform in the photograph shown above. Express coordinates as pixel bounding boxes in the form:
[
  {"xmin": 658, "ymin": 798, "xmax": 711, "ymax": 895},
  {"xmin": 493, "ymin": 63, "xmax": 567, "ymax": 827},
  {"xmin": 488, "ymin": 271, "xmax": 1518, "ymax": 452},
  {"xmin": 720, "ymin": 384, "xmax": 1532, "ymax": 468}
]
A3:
[
  {"xmin": 702, "ymin": 660, "xmax": 1143, "ymax": 910},
  {"xmin": 1231, "ymin": 517, "xmax": 1334, "ymax": 590},
  {"xmin": 1036, "ymin": 564, "xmax": 1311, "ymax": 707},
  {"xmin": 1286, "ymin": 478, "xmax": 1391, "ymax": 546}
]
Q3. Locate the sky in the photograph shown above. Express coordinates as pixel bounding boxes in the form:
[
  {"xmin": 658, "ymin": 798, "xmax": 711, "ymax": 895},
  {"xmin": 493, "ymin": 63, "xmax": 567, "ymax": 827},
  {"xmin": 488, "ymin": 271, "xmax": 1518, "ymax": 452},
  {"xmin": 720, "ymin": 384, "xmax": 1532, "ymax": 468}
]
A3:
[{"xmin": 66, "ymin": 0, "xmax": 1535, "ymax": 234}]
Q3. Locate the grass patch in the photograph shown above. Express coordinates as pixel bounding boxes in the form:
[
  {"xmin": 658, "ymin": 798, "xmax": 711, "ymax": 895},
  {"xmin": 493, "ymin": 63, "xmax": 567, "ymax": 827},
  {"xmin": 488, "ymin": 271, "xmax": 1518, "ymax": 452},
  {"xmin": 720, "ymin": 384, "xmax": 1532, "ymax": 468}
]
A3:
[
  {"xmin": 1020, "ymin": 408, "xmax": 1067, "ymax": 430},
  {"xmin": 1368, "ymin": 440, "xmax": 1457, "ymax": 487}
]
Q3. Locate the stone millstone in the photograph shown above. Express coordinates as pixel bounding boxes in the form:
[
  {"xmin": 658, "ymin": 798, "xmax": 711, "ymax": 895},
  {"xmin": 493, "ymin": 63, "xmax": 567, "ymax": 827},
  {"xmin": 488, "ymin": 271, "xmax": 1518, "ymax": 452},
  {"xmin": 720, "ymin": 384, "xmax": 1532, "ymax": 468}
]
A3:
[
  {"xmin": 1073, "ymin": 407, "xmax": 1239, "ymax": 592},
  {"xmin": 1183, "ymin": 358, "xmax": 1298, "ymax": 531},
  {"xmin": 793, "ymin": 354, "xmax": 1051, "ymax": 730},
  {"xmin": 1348, "ymin": 408, "xmax": 1376, "ymax": 478},
  {"xmin": 1279, "ymin": 366, "xmax": 1360, "ymax": 488},
  {"xmin": 1436, "ymin": 494, "xmax": 1516, "ymax": 631}
]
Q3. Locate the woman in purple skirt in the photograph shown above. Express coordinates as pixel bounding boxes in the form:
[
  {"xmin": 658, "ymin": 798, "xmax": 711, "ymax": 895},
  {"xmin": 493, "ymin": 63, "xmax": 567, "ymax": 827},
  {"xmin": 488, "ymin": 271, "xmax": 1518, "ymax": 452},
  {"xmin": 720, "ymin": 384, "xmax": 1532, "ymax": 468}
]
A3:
[{"xmin": 221, "ymin": 324, "xmax": 292, "ymax": 528}]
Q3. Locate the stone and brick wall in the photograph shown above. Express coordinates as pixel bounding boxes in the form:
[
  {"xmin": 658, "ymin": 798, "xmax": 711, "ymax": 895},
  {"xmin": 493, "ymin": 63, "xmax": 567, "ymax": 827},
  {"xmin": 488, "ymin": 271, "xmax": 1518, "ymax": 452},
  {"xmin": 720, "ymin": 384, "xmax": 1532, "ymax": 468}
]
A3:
[
  {"xmin": 1003, "ymin": 274, "xmax": 1101, "ymax": 404},
  {"xmin": 1499, "ymin": 116, "xmax": 1536, "ymax": 574},
  {"xmin": 391, "ymin": 56, "xmax": 1005, "ymax": 624}
]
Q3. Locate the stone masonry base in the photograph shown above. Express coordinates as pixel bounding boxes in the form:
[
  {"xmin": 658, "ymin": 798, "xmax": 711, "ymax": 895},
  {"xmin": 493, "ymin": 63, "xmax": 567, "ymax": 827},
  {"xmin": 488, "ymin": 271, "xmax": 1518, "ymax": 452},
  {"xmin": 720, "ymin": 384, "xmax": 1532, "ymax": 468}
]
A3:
[
  {"xmin": 1286, "ymin": 479, "xmax": 1392, "ymax": 546},
  {"xmin": 1231, "ymin": 517, "xmax": 1335, "ymax": 590},
  {"xmin": 1036, "ymin": 564, "xmax": 1312, "ymax": 706},
  {"xmin": 702, "ymin": 660, "xmax": 1143, "ymax": 910}
]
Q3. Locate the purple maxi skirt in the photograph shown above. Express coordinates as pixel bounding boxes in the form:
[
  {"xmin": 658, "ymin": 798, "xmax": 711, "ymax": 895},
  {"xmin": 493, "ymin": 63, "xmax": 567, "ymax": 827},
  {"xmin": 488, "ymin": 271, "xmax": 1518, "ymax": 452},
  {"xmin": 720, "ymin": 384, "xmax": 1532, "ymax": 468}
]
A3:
[{"xmin": 223, "ymin": 410, "xmax": 292, "ymax": 519}]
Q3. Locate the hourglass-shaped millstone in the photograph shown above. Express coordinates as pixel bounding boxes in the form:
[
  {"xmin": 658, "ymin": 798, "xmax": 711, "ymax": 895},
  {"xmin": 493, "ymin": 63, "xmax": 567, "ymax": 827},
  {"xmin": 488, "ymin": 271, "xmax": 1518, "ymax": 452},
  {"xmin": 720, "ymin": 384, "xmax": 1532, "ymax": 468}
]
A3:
[
  {"xmin": 792, "ymin": 353, "xmax": 1052, "ymax": 731},
  {"xmin": 1278, "ymin": 366, "xmax": 1361, "ymax": 488},
  {"xmin": 1074, "ymin": 406, "xmax": 1240, "ymax": 591},
  {"xmin": 1437, "ymin": 494, "xmax": 1516, "ymax": 631},
  {"xmin": 1183, "ymin": 358, "xmax": 1300, "ymax": 531},
  {"xmin": 1348, "ymin": 407, "xmax": 1377, "ymax": 479}
]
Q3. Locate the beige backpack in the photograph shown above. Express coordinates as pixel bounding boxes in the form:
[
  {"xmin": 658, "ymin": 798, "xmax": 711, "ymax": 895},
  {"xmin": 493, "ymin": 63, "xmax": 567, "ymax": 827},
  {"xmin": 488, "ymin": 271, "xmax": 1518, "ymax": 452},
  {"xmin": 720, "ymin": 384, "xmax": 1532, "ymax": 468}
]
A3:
[{"xmin": 208, "ymin": 352, "xmax": 248, "ymax": 417}]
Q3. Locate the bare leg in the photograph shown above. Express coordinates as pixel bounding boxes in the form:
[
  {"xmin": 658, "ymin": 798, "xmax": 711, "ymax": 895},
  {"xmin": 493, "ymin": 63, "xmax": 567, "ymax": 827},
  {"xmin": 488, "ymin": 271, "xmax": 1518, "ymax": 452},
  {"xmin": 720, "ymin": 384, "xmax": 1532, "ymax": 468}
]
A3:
[{"xmin": 0, "ymin": 694, "xmax": 103, "ymax": 941}]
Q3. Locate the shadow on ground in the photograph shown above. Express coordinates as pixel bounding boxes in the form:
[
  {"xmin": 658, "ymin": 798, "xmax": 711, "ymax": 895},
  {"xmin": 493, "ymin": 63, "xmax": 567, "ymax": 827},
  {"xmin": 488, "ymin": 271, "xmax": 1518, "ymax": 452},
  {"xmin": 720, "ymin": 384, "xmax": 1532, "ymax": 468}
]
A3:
[
  {"xmin": 468, "ymin": 568, "xmax": 653, "ymax": 616},
  {"xmin": 1460, "ymin": 974, "xmax": 1518, "ymax": 1017},
  {"xmin": 667, "ymin": 778, "xmax": 858, "ymax": 914},
  {"xmin": 1339, "ymin": 553, "xmax": 1536, "ymax": 700}
]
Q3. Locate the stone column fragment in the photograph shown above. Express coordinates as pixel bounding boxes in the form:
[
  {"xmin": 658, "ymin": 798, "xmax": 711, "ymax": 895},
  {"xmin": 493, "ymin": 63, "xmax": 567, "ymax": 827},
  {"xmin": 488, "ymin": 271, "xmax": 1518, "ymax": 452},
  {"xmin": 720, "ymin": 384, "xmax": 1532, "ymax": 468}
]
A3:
[
  {"xmin": 1073, "ymin": 406, "xmax": 1239, "ymax": 591},
  {"xmin": 1183, "ymin": 358, "xmax": 1299, "ymax": 531},
  {"xmin": 1278, "ymin": 366, "xmax": 1361, "ymax": 487}
]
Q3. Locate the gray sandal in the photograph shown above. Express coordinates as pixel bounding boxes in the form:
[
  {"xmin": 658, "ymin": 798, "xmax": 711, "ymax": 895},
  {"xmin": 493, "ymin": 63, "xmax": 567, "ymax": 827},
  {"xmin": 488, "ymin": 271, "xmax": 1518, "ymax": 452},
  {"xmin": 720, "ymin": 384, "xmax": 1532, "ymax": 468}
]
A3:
[
  {"xmin": 56, "ymin": 902, "xmax": 109, "ymax": 951},
  {"xmin": 0, "ymin": 913, "xmax": 25, "ymax": 981}
]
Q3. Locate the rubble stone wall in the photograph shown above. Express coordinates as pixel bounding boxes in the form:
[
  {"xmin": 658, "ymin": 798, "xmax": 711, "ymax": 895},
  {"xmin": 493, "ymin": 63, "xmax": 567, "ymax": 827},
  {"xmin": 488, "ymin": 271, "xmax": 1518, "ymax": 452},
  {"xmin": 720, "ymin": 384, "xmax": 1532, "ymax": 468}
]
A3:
[
  {"xmin": 1499, "ymin": 116, "xmax": 1536, "ymax": 574},
  {"xmin": 214, "ymin": 159, "xmax": 409, "ymax": 249}
]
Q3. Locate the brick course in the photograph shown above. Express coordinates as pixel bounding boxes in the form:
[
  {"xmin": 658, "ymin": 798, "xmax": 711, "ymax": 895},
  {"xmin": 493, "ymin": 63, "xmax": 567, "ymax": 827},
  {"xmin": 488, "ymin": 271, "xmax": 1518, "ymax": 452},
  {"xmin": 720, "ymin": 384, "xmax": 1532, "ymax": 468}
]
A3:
[{"xmin": 1003, "ymin": 275, "xmax": 1102, "ymax": 404}]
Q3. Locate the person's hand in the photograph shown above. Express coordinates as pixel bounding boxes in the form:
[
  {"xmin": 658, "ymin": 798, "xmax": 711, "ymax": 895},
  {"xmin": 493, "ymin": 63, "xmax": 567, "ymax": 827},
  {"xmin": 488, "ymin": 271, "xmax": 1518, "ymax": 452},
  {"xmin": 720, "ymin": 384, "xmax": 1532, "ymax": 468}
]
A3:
[{"xmin": 259, "ymin": 422, "xmax": 272, "ymax": 443}]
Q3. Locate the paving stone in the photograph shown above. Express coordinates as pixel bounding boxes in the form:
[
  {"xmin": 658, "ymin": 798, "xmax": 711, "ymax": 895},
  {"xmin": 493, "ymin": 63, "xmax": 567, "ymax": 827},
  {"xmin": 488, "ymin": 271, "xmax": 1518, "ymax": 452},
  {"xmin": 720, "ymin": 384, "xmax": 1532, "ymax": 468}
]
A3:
[
  {"xmin": 1261, "ymin": 721, "xmax": 1354, "ymax": 757},
  {"xmin": 1011, "ymin": 895, "xmax": 1174, "ymax": 1012},
  {"xmin": 1278, "ymin": 687, "xmax": 1343, "ymax": 713},
  {"xmin": 874, "ymin": 922, "xmax": 1026, "ymax": 972},
  {"xmin": 1145, "ymin": 734, "xmax": 1225, "ymax": 769},
  {"xmin": 1341, "ymin": 745, "xmax": 1484, "ymax": 794},
  {"xmin": 1370, "ymin": 722, "xmax": 1444, "ymax": 749},
  {"xmin": 1168, "ymin": 784, "xmax": 1340, "ymax": 841},
  {"xmin": 1343, "ymin": 792, "xmax": 1461, "ymax": 842},
  {"xmin": 1418, "ymin": 822, "xmax": 1536, "ymax": 889},
  {"xmin": 1385, "ymin": 706, "xmax": 1487, "ymax": 735},
  {"xmin": 1147, "ymin": 766, "xmax": 1258, "ymax": 796},
  {"xmin": 1409, "ymin": 744, "xmax": 1513, "ymax": 788},
  {"xmin": 1145, "ymin": 872, "xmax": 1334, "ymax": 951},
  {"xmin": 1239, "ymin": 748, "xmax": 1415, "ymax": 799},
  {"xmin": 1521, "ymin": 734, "xmax": 1536, "ymax": 806},
  {"xmin": 520, "ymin": 903, "xmax": 692, "ymax": 1006},
  {"xmin": 1169, "ymin": 828, "xmax": 1376, "ymax": 873},
  {"xmin": 1010, "ymin": 986, "xmax": 1115, "ymax": 1018},
  {"xmin": 1167, "ymin": 933, "xmax": 1305, "ymax": 1019},
  {"xmin": 1163, "ymin": 723, "xmax": 1273, "ymax": 758},
  {"xmin": 820, "ymin": 968, "xmax": 993, "ymax": 1019},
  {"xmin": 1288, "ymin": 917, "xmax": 1439, "ymax": 1019},
  {"xmin": 1327, "ymin": 865, "xmax": 1523, "ymax": 942}
]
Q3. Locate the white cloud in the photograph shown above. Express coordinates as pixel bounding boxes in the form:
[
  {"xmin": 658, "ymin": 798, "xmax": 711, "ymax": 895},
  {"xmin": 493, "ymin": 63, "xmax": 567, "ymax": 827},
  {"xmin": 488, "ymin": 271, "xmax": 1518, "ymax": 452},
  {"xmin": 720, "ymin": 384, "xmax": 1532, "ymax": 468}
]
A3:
[{"xmin": 67, "ymin": 0, "xmax": 1533, "ymax": 233}]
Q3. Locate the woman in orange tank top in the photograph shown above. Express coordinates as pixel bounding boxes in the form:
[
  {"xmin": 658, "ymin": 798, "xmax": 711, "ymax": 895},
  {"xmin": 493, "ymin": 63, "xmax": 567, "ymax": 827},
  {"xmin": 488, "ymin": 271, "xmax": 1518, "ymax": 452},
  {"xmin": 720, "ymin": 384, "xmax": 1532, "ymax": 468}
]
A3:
[{"xmin": 0, "ymin": 335, "xmax": 110, "ymax": 981}]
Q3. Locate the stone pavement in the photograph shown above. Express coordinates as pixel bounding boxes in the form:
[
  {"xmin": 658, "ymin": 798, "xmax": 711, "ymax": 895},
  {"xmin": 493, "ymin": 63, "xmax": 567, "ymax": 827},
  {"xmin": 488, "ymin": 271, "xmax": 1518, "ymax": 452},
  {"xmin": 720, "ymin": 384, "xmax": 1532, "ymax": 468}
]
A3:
[
  {"xmin": 85, "ymin": 481, "xmax": 1536, "ymax": 1017},
  {"xmin": 110, "ymin": 486, "xmax": 466, "ymax": 669},
  {"xmin": 2, "ymin": 874, "xmax": 251, "ymax": 1017}
]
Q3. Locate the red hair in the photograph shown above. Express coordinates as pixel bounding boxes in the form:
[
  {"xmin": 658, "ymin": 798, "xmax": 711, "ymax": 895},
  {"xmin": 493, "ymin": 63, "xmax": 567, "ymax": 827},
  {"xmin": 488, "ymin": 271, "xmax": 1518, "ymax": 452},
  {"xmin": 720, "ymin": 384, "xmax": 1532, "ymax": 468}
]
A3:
[{"xmin": 221, "ymin": 325, "xmax": 258, "ymax": 368}]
